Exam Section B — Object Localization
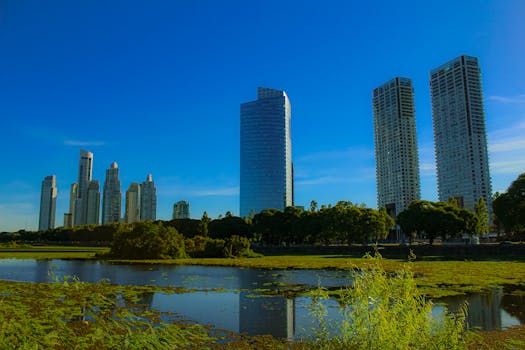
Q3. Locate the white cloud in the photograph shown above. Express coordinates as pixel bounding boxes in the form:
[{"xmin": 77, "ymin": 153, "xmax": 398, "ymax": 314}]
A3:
[
  {"xmin": 488, "ymin": 95, "xmax": 525, "ymax": 104},
  {"xmin": 190, "ymin": 187, "xmax": 239, "ymax": 196},
  {"xmin": 297, "ymin": 147, "xmax": 374, "ymax": 162},
  {"xmin": 490, "ymin": 160, "xmax": 525, "ymax": 175},
  {"xmin": 64, "ymin": 140, "xmax": 106, "ymax": 147}
]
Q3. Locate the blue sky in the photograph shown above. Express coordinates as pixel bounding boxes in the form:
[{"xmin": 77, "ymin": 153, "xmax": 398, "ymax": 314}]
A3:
[{"xmin": 1, "ymin": 0, "xmax": 524, "ymax": 231}]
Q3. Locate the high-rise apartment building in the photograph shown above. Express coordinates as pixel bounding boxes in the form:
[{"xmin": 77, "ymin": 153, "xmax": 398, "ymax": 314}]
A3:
[
  {"xmin": 86, "ymin": 180, "xmax": 100, "ymax": 225},
  {"xmin": 373, "ymin": 77, "xmax": 420, "ymax": 217},
  {"xmin": 140, "ymin": 174, "xmax": 157, "ymax": 221},
  {"xmin": 125, "ymin": 183, "xmax": 141, "ymax": 223},
  {"xmin": 102, "ymin": 162, "xmax": 122, "ymax": 224},
  {"xmin": 74, "ymin": 150, "xmax": 93, "ymax": 226},
  {"xmin": 173, "ymin": 200, "xmax": 190, "ymax": 219},
  {"xmin": 240, "ymin": 87, "xmax": 293, "ymax": 218},
  {"xmin": 63, "ymin": 183, "xmax": 77, "ymax": 228},
  {"xmin": 430, "ymin": 55, "xmax": 492, "ymax": 212},
  {"xmin": 39, "ymin": 175, "xmax": 57, "ymax": 231}
]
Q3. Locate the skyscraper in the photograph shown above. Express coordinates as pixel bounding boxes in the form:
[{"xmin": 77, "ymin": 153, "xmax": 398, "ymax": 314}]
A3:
[
  {"xmin": 63, "ymin": 183, "xmax": 77, "ymax": 228},
  {"xmin": 240, "ymin": 87, "xmax": 293, "ymax": 218},
  {"xmin": 86, "ymin": 180, "xmax": 100, "ymax": 225},
  {"xmin": 140, "ymin": 174, "xmax": 157, "ymax": 221},
  {"xmin": 74, "ymin": 150, "xmax": 93, "ymax": 226},
  {"xmin": 125, "ymin": 183, "xmax": 141, "ymax": 223},
  {"xmin": 173, "ymin": 200, "xmax": 190, "ymax": 219},
  {"xmin": 39, "ymin": 175, "xmax": 57, "ymax": 231},
  {"xmin": 373, "ymin": 77, "xmax": 420, "ymax": 217},
  {"xmin": 430, "ymin": 55, "xmax": 492, "ymax": 212},
  {"xmin": 102, "ymin": 162, "xmax": 122, "ymax": 224}
]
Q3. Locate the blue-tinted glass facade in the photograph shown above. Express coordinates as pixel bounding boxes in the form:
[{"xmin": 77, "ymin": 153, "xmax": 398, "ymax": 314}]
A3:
[{"xmin": 240, "ymin": 87, "xmax": 292, "ymax": 218}]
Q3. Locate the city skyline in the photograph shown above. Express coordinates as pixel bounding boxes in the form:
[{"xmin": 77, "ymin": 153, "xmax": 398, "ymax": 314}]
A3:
[{"xmin": 1, "ymin": 1, "xmax": 524, "ymax": 231}]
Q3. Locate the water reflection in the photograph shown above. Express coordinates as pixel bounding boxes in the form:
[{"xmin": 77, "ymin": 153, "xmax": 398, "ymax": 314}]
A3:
[{"xmin": 0, "ymin": 258, "xmax": 522, "ymax": 338}]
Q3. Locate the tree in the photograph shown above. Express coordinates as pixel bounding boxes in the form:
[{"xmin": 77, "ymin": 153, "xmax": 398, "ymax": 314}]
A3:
[
  {"xmin": 198, "ymin": 211, "xmax": 211, "ymax": 236},
  {"xmin": 474, "ymin": 198, "xmax": 489, "ymax": 236},
  {"xmin": 110, "ymin": 221, "xmax": 186, "ymax": 259},
  {"xmin": 493, "ymin": 172, "xmax": 525, "ymax": 236},
  {"xmin": 309, "ymin": 200, "xmax": 318, "ymax": 212}
]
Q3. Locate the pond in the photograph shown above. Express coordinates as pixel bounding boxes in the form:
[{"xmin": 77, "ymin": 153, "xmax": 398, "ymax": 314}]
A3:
[{"xmin": 0, "ymin": 258, "xmax": 523, "ymax": 339}]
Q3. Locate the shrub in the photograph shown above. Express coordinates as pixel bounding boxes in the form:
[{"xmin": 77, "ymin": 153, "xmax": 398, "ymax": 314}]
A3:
[
  {"xmin": 110, "ymin": 221, "xmax": 186, "ymax": 259},
  {"xmin": 307, "ymin": 253, "xmax": 468, "ymax": 349}
]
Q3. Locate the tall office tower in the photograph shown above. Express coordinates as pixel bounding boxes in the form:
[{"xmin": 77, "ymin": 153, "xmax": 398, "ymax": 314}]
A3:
[
  {"xmin": 173, "ymin": 200, "xmax": 190, "ymax": 219},
  {"xmin": 125, "ymin": 183, "xmax": 141, "ymax": 223},
  {"xmin": 430, "ymin": 55, "xmax": 492, "ymax": 212},
  {"xmin": 102, "ymin": 162, "xmax": 122, "ymax": 224},
  {"xmin": 373, "ymin": 77, "xmax": 421, "ymax": 217},
  {"xmin": 140, "ymin": 174, "xmax": 157, "ymax": 221},
  {"xmin": 85, "ymin": 180, "xmax": 100, "ymax": 225},
  {"xmin": 64, "ymin": 183, "xmax": 78, "ymax": 228},
  {"xmin": 74, "ymin": 150, "xmax": 93, "ymax": 226},
  {"xmin": 38, "ymin": 175, "xmax": 57, "ymax": 231},
  {"xmin": 240, "ymin": 87, "xmax": 293, "ymax": 218}
]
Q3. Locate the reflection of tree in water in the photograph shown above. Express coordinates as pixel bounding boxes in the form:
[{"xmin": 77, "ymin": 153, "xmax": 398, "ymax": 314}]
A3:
[{"xmin": 500, "ymin": 294, "xmax": 525, "ymax": 324}]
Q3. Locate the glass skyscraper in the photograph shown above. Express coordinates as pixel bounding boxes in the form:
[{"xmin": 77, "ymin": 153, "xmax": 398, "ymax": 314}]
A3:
[
  {"xmin": 240, "ymin": 87, "xmax": 293, "ymax": 218},
  {"xmin": 373, "ymin": 77, "xmax": 420, "ymax": 217},
  {"xmin": 74, "ymin": 149, "xmax": 93, "ymax": 226},
  {"xmin": 39, "ymin": 175, "xmax": 57, "ymax": 231},
  {"xmin": 102, "ymin": 162, "xmax": 122, "ymax": 224},
  {"xmin": 430, "ymin": 55, "xmax": 492, "ymax": 212}
]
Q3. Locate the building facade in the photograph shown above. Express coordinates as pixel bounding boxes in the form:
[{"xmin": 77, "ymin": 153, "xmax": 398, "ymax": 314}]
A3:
[
  {"xmin": 240, "ymin": 87, "xmax": 293, "ymax": 218},
  {"xmin": 373, "ymin": 77, "xmax": 420, "ymax": 217},
  {"xmin": 39, "ymin": 175, "xmax": 57, "ymax": 231},
  {"xmin": 125, "ymin": 183, "xmax": 141, "ymax": 223},
  {"xmin": 173, "ymin": 200, "xmax": 190, "ymax": 219},
  {"xmin": 430, "ymin": 55, "xmax": 492, "ymax": 212},
  {"xmin": 140, "ymin": 174, "xmax": 157, "ymax": 221},
  {"xmin": 74, "ymin": 150, "xmax": 93, "ymax": 226},
  {"xmin": 86, "ymin": 180, "xmax": 100, "ymax": 225},
  {"xmin": 63, "ymin": 183, "xmax": 77, "ymax": 228},
  {"xmin": 102, "ymin": 162, "xmax": 122, "ymax": 224}
]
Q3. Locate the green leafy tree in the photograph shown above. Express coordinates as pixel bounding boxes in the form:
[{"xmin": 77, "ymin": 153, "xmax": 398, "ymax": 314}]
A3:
[
  {"xmin": 474, "ymin": 198, "xmax": 489, "ymax": 235},
  {"xmin": 493, "ymin": 172, "xmax": 525, "ymax": 236},
  {"xmin": 198, "ymin": 211, "xmax": 211, "ymax": 236}
]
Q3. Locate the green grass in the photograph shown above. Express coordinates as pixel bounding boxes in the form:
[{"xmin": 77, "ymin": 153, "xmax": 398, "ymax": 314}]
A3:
[{"xmin": 0, "ymin": 245, "xmax": 109, "ymax": 259}]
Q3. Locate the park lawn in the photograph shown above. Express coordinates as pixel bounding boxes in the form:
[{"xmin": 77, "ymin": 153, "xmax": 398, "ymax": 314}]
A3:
[{"xmin": 0, "ymin": 245, "xmax": 109, "ymax": 259}]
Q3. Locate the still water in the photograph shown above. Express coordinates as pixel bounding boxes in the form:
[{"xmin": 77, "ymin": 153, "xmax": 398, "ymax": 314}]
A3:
[{"xmin": 0, "ymin": 259, "xmax": 522, "ymax": 338}]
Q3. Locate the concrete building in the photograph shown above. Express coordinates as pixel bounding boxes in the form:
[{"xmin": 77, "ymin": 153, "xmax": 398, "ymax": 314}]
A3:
[
  {"xmin": 125, "ymin": 183, "xmax": 141, "ymax": 223},
  {"xmin": 373, "ymin": 77, "xmax": 420, "ymax": 217},
  {"xmin": 240, "ymin": 87, "xmax": 293, "ymax": 218},
  {"xmin": 102, "ymin": 162, "xmax": 122, "ymax": 224},
  {"xmin": 173, "ymin": 200, "xmax": 190, "ymax": 219},
  {"xmin": 140, "ymin": 174, "xmax": 157, "ymax": 221},
  {"xmin": 430, "ymin": 55, "xmax": 492, "ymax": 212},
  {"xmin": 74, "ymin": 150, "xmax": 93, "ymax": 226},
  {"xmin": 38, "ymin": 175, "xmax": 57, "ymax": 231},
  {"xmin": 63, "ymin": 183, "xmax": 77, "ymax": 228},
  {"xmin": 86, "ymin": 180, "xmax": 100, "ymax": 225}
]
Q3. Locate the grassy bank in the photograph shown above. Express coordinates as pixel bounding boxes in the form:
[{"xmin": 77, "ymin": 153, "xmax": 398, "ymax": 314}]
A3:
[{"xmin": 0, "ymin": 244, "xmax": 109, "ymax": 259}]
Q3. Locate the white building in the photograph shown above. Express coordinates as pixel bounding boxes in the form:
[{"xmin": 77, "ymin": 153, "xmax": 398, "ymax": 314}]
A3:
[
  {"xmin": 86, "ymin": 180, "xmax": 100, "ymax": 225},
  {"xmin": 63, "ymin": 182, "xmax": 77, "ymax": 228},
  {"xmin": 430, "ymin": 55, "xmax": 492, "ymax": 212},
  {"xmin": 125, "ymin": 183, "xmax": 141, "ymax": 223},
  {"xmin": 240, "ymin": 87, "xmax": 293, "ymax": 218},
  {"xmin": 39, "ymin": 175, "xmax": 57, "ymax": 231},
  {"xmin": 102, "ymin": 162, "xmax": 122, "ymax": 224},
  {"xmin": 173, "ymin": 200, "xmax": 190, "ymax": 219},
  {"xmin": 74, "ymin": 150, "xmax": 93, "ymax": 226},
  {"xmin": 140, "ymin": 174, "xmax": 157, "ymax": 221},
  {"xmin": 373, "ymin": 77, "xmax": 420, "ymax": 217}
]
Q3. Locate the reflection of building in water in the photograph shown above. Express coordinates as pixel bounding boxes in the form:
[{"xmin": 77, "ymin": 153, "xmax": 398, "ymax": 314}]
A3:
[
  {"xmin": 445, "ymin": 289, "xmax": 503, "ymax": 331},
  {"xmin": 239, "ymin": 293, "xmax": 294, "ymax": 339}
]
